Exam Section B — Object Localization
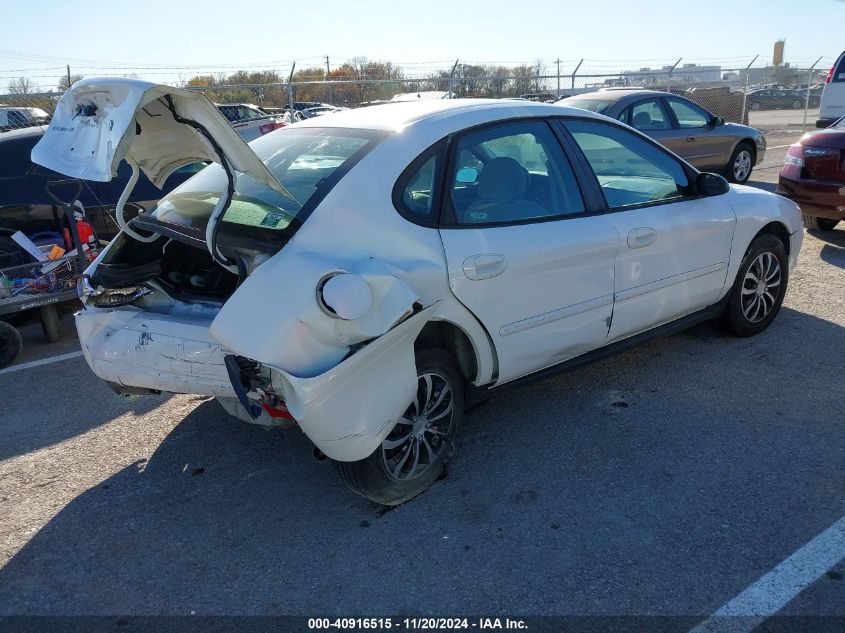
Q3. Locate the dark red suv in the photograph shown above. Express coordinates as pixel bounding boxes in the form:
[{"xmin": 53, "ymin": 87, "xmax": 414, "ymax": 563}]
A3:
[{"xmin": 777, "ymin": 117, "xmax": 845, "ymax": 231}]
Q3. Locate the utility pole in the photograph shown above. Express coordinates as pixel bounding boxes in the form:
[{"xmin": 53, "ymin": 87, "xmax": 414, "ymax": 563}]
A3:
[
  {"xmin": 556, "ymin": 58, "xmax": 560, "ymax": 98},
  {"xmin": 66, "ymin": 65, "xmax": 71, "ymax": 89},
  {"xmin": 325, "ymin": 55, "xmax": 332, "ymax": 105}
]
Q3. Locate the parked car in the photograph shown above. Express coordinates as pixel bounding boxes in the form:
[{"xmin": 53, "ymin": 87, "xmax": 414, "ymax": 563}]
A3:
[
  {"xmin": 0, "ymin": 125, "xmax": 200, "ymax": 267},
  {"xmin": 0, "ymin": 106, "xmax": 49, "ymax": 131},
  {"xmin": 558, "ymin": 90, "xmax": 766, "ymax": 184},
  {"xmin": 818, "ymin": 52, "xmax": 845, "ymax": 128},
  {"xmin": 297, "ymin": 105, "xmax": 344, "ymax": 119},
  {"xmin": 744, "ymin": 89, "xmax": 809, "ymax": 111},
  {"xmin": 777, "ymin": 116, "xmax": 845, "ymax": 231},
  {"xmin": 34, "ymin": 79, "xmax": 802, "ymax": 505},
  {"xmin": 215, "ymin": 103, "xmax": 287, "ymax": 141}
]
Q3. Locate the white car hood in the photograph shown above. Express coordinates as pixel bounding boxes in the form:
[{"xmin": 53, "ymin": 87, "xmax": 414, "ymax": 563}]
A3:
[{"xmin": 30, "ymin": 77, "xmax": 287, "ymax": 195}]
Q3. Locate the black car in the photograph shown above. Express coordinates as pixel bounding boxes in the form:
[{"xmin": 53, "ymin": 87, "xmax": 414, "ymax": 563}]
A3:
[
  {"xmin": 0, "ymin": 126, "xmax": 201, "ymax": 266},
  {"xmin": 745, "ymin": 88, "xmax": 820, "ymax": 111}
]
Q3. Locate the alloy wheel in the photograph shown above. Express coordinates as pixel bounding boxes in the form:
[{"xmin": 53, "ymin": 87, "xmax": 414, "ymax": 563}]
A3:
[
  {"xmin": 733, "ymin": 150, "xmax": 752, "ymax": 182},
  {"xmin": 381, "ymin": 371, "xmax": 454, "ymax": 481},
  {"xmin": 741, "ymin": 251, "xmax": 782, "ymax": 323}
]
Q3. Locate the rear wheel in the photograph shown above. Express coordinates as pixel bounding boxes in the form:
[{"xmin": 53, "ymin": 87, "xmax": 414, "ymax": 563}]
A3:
[
  {"xmin": 719, "ymin": 234, "xmax": 788, "ymax": 337},
  {"xmin": 336, "ymin": 348, "xmax": 464, "ymax": 506},
  {"xmin": 727, "ymin": 142, "xmax": 755, "ymax": 184},
  {"xmin": 0, "ymin": 321, "xmax": 23, "ymax": 368},
  {"xmin": 803, "ymin": 215, "xmax": 840, "ymax": 231},
  {"xmin": 39, "ymin": 304, "xmax": 61, "ymax": 343}
]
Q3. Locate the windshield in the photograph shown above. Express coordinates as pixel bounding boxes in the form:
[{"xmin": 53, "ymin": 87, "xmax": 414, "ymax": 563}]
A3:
[
  {"xmin": 150, "ymin": 127, "xmax": 381, "ymax": 241},
  {"xmin": 559, "ymin": 98, "xmax": 614, "ymax": 113}
]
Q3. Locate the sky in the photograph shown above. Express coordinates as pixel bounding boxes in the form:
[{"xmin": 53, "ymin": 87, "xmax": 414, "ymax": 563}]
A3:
[{"xmin": 1, "ymin": 0, "xmax": 843, "ymax": 92}]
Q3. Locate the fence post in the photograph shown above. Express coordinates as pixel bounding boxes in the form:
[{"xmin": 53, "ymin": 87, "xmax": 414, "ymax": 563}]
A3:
[
  {"xmin": 287, "ymin": 62, "xmax": 296, "ymax": 113},
  {"xmin": 447, "ymin": 59, "xmax": 459, "ymax": 98},
  {"xmin": 556, "ymin": 58, "xmax": 560, "ymax": 98},
  {"xmin": 666, "ymin": 57, "xmax": 682, "ymax": 93},
  {"xmin": 803, "ymin": 56, "xmax": 823, "ymax": 128},
  {"xmin": 570, "ymin": 59, "xmax": 583, "ymax": 93},
  {"xmin": 741, "ymin": 55, "xmax": 758, "ymax": 125}
]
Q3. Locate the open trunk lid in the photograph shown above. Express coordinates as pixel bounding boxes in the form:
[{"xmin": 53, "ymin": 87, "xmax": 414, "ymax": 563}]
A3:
[{"xmin": 31, "ymin": 77, "xmax": 288, "ymax": 196}]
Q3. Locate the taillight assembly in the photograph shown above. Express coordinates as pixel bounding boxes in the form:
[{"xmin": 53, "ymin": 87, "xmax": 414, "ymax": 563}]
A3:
[
  {"xmin": 825, "ymin": 64, "xmax": 835, "ymax": 83},
  {"xmin": 781, "ymin": 143, "xmax": 804, "ymax": 179},
  {"xmin": 258, "ymin": 121, "xmax": 286, "ymax": 135}
]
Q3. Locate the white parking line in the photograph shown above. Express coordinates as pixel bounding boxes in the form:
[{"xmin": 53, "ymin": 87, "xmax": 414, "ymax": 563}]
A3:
[
  {"xmin": 0, "ymin": 350, "xmax": 84, "ymax": 375},
  {"xmin": 689, "ymin": 516, "xmax": 845, "ymax": 633},
  {"xmin": 768, "ymin": 144, "xmax": 793, "ymax": 149}
]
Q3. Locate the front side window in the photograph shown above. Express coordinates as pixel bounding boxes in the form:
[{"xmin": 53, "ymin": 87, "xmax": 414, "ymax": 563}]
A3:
[
  {"xmin": 150, "ymin": 128, "xmax": 381, "ymax": 242},
  {"xmin": 448, "ymin": 121, "xmax": 585, "ymax": 225},
  {"xmin": 565, "ymin": 119, "xmax": 690, "ymax": 210},
  {"xmin": 628, "ymin": 99, "xmax": 671, "ymax": 131},
  {"xmin": 666, "ymin": 98, "xmax": 711, "ymax": 128}
]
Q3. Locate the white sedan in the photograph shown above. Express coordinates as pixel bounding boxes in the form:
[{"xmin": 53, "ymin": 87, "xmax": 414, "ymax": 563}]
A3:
[{"xmin": 33, "ymin": 79, "xmax": 803, "ymax": 505}]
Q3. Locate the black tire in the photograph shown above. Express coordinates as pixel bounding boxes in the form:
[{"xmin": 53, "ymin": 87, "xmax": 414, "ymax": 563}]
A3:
[
  {"xmin": 719, "ymin": 234, "xmax": 789, "ymax": 337},
  {"xmin": 336, "ymin": 348, "xmax": 464, "ymax": 506},
  {"xmin": 0, "ymin": 321, "xmax": 23, "ymax": 368},
  {"xmin": 726, "ymin": 142, "xmax": 755, "ymax": 184},
  {"xmin": 803, "ymin": 215, "xmax": 840, "ymax": 231},
  {"xmin": 39, "ymin": 304, "xmax": 61, "ymax": 343}
]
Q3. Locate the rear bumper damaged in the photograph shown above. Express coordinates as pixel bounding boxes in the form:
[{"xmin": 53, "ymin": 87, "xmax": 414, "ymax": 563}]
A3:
[{"xmin": 77, "ymin": 303, "xmax": 435, "ymax": 462}]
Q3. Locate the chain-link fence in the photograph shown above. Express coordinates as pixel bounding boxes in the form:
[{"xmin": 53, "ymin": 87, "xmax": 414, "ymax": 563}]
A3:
[{"xmin": 1, "ymin": 57, "xmax": 832, "ymax": 136}]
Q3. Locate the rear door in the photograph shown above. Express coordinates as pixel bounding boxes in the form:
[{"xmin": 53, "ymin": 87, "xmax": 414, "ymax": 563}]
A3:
[
  {"xmin": 436, "ymin": 119, "xmax": 619, "ymax": 384},
  {"xmin": 562, "ymin": 118, "xmax": 736, "ymax": 342},
  {"xmin": 820, "ymin": 52, "xmax": 845, "ymax": 125}
]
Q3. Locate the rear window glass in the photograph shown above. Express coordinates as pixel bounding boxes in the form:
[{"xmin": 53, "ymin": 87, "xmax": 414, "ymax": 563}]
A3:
[
  {"xmin": 151, "ymin": 128, "xmax": 381, "ymax": 236},
  {"xmin": 559, "ymin": 98, "xmax": 613, "ymax": 113}
]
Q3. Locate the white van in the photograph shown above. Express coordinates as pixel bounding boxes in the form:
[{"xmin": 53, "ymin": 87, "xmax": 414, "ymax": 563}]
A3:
[{"xmin": 818, "ymin": 52, "xmax": 845, "ymax": 128}]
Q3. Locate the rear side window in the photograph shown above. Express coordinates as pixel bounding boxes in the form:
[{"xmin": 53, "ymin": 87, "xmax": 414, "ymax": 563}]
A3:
[
  {"xmin": 628, "ymin": 99, "xmax": 671, "ymax": 131},
  {"xmin": 447, "ymin": 120, "xmax": 585, "ymax": 225},
  {"xmin": 565, "ymin": 119, "xmax": 690, "ymax": 209},
  {"xmin": 394, "ymin": 145, "xmax": 444, "ymax": 226},
  {"xmin": 832, "ymin": 54, "xmax": 845, "ymax": 83}
]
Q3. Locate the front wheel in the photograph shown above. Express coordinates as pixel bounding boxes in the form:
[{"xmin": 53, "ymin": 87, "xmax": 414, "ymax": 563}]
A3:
[
  {"xmin": 336, "ymin": 348, "xmax": 464, "ymax": 506},
  {"xmin": 803, "ymin": 215, "xmax": 840, "ymax": 231},
  {"xmin": 727, "ymin": 142, "xmax": 755, "ymax": 184},
  {"xmin": 719, "ymin": 234, "xmax": 789, "ymax": 337}
]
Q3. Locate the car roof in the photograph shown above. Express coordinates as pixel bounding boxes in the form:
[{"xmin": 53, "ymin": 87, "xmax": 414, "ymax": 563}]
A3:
[
  {"xmin": 563, "ymin": 89, "xmax": 674, "ymax": 102},
  {"xmin": 292, "ymin": 98, "xmax": 605, "ymax": 132},
  {"xmin": 0, "ymin": 125, "xmax": 45, "ymax": 142}
]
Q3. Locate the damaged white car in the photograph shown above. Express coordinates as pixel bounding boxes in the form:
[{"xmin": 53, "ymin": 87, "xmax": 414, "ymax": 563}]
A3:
[{"xmin": 32, "ymin": 78, "xmax": 803, "ymax": 505}]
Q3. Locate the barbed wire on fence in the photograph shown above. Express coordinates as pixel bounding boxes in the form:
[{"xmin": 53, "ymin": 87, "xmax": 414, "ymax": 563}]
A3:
[{"xmin": 1, "ymin": 55, "xmax": 833, "ymax": 134}]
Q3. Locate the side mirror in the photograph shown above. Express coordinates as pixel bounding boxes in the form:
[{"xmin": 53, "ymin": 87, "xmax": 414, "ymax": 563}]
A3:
[
  {"xmin": 711, "ymin": 115, "xmax": 725, "ymax": 126},
  {"xmin": 456, "ymin": 167, "xmax": 479, "ymax": 184},
  {"xmin": 697, "ymin": 172, "xmax": 730, "ymax": 196}
]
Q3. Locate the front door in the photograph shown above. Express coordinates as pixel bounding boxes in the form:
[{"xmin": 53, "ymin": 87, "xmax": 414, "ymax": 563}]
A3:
[{"xmin": 437, "ymin": 120, "xmax": 619, "ymax": 383}]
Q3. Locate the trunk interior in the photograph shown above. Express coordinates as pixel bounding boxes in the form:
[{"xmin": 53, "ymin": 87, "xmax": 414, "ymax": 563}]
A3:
[{"xmin": 90, "ymin": 232, "xmax": 242, "ymax": 308}]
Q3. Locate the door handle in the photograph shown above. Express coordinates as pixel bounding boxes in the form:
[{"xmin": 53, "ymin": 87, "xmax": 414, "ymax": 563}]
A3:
[
  {"xmin": 462, "ymin": 253, "xmax": 508, "ymax": 280},
  {"xmin": 686, "ymin": 136, "xmax": 696, "ymax": 142},
  {"xmin": 627, "ymin": 227, "xmax": 657, "ymax": 249}
]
